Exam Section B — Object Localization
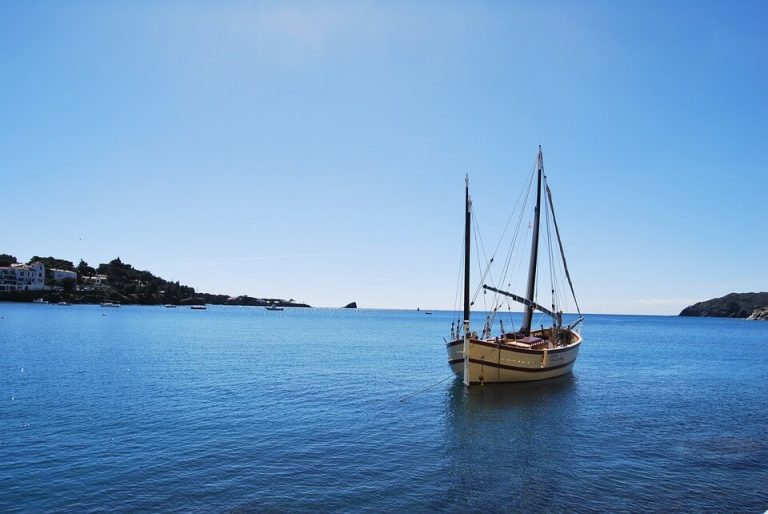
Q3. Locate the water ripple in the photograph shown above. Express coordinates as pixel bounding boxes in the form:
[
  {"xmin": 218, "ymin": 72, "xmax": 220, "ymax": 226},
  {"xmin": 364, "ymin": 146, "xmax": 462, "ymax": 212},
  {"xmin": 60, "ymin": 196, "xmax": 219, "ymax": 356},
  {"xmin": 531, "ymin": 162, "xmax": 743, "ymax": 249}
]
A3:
[{"xmin": 0, "ymin": 305, "xmax": 766, "ymax": 512}]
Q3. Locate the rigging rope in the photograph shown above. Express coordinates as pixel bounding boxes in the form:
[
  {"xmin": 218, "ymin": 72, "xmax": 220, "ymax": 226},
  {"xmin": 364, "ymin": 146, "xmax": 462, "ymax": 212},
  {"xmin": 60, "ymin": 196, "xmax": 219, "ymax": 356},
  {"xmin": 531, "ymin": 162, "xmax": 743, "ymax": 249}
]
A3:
[
  {"xmin": 450, "ymin": 153, "xmax": 581, "ymax": 341},
  {"xmin": 453, "ymin": 225, "xmax": 465, "ymax": 315},
  {"xmin": 545, "ymin": 183, "xmax": 582, "ymax": 315},
  {"xmin": 543, "ymin": 175, "xmax": 565, "ymax": 316},
  {"xmin": 471, "ymin": 209, "xmax": 489, "ymax": 313},
  {"xmin": 543, "ymin": 180, "xmax": 558, "ymax": 317},
  {"xmin": 486, "ymin": 165, "xmax": 537, "ymax": 330},
  {"xmin": 399, "ymin": 373, "xmax": 456, "ymax": 403},
  {"xmin": 399, "ymin": 336, "xmax": 512, "ymax": 402}
]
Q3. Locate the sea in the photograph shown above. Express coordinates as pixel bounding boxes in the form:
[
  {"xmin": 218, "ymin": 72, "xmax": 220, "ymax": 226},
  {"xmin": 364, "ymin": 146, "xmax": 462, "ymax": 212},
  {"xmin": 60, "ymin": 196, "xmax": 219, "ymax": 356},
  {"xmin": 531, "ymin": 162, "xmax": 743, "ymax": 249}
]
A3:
[{"xmin": 1, "ymin": 303, "xmax": 766, "ymax": 513}]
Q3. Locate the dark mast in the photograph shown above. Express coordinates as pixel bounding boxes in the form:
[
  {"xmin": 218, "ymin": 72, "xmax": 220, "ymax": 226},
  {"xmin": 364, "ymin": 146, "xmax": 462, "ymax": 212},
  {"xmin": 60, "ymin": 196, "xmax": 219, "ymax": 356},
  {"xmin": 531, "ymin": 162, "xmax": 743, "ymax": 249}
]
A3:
[
  {"xmin": 521, "ymin": 147, "xmax": 543, "ymax": 335},
  {"xmin": 463, "ymin": 176, "xmax": 471, "ymax": 330}
]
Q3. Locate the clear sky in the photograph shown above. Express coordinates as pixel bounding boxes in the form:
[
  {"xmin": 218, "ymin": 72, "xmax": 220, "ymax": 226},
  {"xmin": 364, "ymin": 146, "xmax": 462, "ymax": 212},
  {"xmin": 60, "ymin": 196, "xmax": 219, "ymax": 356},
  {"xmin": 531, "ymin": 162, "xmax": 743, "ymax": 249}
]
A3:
[{"xmin": 1, "ymin": 1, "xmax": 766, "ymax": 314}]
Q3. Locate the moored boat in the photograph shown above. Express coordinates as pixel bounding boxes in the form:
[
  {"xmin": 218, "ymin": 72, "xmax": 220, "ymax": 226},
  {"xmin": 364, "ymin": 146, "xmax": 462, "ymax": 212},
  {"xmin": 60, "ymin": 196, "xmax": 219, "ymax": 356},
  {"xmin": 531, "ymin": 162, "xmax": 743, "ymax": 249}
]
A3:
[{"xmin": 447, "ymin": 147, "xmax": 584, "ymax": 386}]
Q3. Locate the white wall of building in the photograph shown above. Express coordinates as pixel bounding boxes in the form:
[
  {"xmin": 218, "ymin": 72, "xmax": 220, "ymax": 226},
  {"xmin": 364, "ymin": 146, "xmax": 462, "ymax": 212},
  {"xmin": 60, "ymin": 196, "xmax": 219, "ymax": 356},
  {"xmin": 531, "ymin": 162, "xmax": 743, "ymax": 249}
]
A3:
[
  {"xmin": 0, "ymin": 262, "xmax": 46, "ymax": 291},
  {"xmin": 80, "ymin": 274, "xmax": 110, "ymax": 291},
  {"xmin": 52, "ymin": 269, "xmax": 77, "ymax": 283}
]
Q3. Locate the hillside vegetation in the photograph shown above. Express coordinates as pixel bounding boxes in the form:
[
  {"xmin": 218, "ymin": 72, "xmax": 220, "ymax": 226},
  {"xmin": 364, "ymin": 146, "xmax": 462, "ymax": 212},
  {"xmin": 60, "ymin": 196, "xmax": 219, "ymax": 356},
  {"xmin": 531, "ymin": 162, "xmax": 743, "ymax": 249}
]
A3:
[{"xmin": 1, "ymin": 254, "xmax": 309, "ymax": 307}]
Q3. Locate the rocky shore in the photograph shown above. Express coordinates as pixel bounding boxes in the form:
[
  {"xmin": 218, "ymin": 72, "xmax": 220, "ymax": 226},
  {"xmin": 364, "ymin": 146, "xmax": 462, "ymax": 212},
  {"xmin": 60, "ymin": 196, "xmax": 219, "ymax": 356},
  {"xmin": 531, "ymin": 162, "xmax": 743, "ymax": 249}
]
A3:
[
  {"xmin": 679, "ymin": 292, "xmax": 768, "ymax": 319},
  {"xmin": 746, "ymin": 307, "xmax": 768, "ymax": 320}
]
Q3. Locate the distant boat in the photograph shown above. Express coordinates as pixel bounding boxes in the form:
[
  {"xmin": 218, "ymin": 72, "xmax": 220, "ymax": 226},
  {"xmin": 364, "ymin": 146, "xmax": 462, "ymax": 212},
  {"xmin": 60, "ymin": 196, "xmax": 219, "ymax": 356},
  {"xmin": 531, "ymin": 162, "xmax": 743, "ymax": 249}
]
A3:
[
  {"xmin": 32, "ymin": 298, "xmax": 48, "ymax": 304},
  {"xmin": 56, "ymin": 301, "xmax": 71, "ymax": 306},
  {"xmin": 265, "ymin": 305, "xmax": 283, "ymax": 311},
  {"xmin": 190, "ymin": 305, "xmax": 207, "ymax": 310},
  {"xmin": 100, "ymin": 302, "xmax": 120, "ymax": 307},
  {"xmin": 447, "ymin": 147, "xmax": 583, "ymax": 386},
  {"xmin": 164, "ymin": 304, "xmax": 178, "ymax": 308},
  {"xmin": 425, "ymin": 312, "xmax": 433, "ymax": 315}
]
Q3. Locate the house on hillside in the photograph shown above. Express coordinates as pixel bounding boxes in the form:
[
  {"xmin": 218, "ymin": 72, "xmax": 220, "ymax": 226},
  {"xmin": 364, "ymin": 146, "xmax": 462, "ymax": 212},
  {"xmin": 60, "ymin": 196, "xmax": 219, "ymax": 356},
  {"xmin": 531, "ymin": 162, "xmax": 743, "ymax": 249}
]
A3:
[
  {"xmin": 51, "ymin": 268, "xmax": 77, "ymax": 283},
  {"xmin": 0, "ymin": 262, "xmax": 46, "ymax": 291},
  {"xmin": 80, "ymin": 274, "xmax": 110, "ymax": 291}
]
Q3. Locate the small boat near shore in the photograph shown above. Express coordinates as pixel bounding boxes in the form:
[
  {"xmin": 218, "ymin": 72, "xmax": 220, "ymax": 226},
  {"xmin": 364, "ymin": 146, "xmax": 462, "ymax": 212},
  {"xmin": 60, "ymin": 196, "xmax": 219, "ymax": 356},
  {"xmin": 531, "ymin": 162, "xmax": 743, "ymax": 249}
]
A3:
[
  {"xmin": 447, "ymin": 147, "xmax": 583, "ymax": 386},
  {"xmin": 164, "ymin": 304, "xmax": 178, "ymax": 308},
  {"xmin": 265, "ymin": 305, "xmax": 284, "ymax": 311},
  {"xmin": 100, "ymin": 302, "xmax": 120, "ymax": 307},
  {"xmin": 190, "ymin": 305, "xmax": 207, "ymax": 310}
]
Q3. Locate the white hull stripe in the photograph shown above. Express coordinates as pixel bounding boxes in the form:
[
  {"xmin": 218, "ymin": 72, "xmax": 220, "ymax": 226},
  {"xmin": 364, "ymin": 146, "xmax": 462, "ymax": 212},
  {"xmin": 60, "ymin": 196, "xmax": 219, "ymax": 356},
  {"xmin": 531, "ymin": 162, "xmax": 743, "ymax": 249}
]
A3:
[{"xmin": 448, "ymin": 357, "xmax": 574, "ymax": 373}]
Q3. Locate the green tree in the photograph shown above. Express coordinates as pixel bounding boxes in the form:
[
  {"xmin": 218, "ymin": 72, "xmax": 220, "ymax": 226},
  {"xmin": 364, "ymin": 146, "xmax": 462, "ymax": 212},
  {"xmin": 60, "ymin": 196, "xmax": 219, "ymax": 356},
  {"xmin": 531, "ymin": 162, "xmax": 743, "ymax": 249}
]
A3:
[
  {"xmin": 77, "ymin": 259, "xmax": 96, "ymax": 276},
  {"xmin": 0, "ymin": 254, "xmax": 17, "ymax": 267},
  {"xmin": 29, "ymin": 256, "xmax": 75, "ymax": 271},
  {"xmin": 76, "ymin": 259, "xmax": 96, "ymax": 285}
]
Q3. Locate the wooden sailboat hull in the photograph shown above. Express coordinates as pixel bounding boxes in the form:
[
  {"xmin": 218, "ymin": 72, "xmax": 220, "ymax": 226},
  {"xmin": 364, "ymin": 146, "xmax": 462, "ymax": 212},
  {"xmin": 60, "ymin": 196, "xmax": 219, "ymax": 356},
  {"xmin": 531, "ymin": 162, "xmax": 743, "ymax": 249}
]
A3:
[{"xmin": 445, "ymin": 331, "xmax": 582, "ymax": 384}]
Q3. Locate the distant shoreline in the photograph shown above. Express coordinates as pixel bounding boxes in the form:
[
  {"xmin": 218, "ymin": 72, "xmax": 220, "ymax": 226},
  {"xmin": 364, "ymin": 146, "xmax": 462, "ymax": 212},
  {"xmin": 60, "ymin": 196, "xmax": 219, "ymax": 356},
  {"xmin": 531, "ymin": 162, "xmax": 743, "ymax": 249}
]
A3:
[
  {"xmin": 0, "ymin": 290, "xmax": 310, "ymax": 308},
  {"xmin": 3, "ymin": 301, "xmax": 751, "ymax": 317},
  {"xmin": 0, "ymin": 255, "xmax": 311, "ymax": 308}
]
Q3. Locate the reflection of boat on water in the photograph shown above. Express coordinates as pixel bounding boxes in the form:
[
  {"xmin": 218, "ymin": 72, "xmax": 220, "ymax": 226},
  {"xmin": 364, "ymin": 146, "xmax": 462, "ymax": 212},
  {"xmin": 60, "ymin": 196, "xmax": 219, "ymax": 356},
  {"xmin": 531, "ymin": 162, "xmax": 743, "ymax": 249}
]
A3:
[
  {"xmin": 448, "ymin": 372, "xmax": 576, "ymax": 409},
  {"xmin": 447, "ymin": 147, "xmax": 583, "ymax": 386},
  {"xmin": 441, "ymin": 372, "xmax": 578, "ymax": 510}
]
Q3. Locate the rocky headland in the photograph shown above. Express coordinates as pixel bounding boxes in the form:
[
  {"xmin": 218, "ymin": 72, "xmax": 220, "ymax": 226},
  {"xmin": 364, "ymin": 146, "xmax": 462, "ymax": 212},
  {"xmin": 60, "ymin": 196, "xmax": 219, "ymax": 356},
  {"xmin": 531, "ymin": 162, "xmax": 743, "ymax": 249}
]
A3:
[
  {"xmin": 747, "ymin": 307, "xmax": 768, "ymax": 320},
  {"xmin": 679, "ymin": 292, "xmax": 768, "ymax": 319}
]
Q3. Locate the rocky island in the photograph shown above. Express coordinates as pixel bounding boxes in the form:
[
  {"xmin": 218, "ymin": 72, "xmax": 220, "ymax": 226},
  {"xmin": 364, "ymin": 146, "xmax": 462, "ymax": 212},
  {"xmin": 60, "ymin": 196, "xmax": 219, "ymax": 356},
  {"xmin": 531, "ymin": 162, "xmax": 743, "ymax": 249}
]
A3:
[{"xmin": 679, "ymin": 292, "xmax": 768, "ymax": 320}]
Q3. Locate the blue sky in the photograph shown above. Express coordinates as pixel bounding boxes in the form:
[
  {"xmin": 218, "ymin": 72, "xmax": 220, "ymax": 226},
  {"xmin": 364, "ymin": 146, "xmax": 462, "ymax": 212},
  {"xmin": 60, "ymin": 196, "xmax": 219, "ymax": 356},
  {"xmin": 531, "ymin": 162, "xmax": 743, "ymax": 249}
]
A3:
[{"xmin": 1, "ymin": 1, "xmax": 766, "ymax": 313}]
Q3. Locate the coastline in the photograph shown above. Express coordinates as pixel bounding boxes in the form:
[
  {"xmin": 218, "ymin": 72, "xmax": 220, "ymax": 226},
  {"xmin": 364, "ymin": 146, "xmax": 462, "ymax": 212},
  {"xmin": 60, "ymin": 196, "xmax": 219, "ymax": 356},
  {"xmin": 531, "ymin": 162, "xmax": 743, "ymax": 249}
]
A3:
[{"xmin": 0, "ymin": 290, "xmax": 310, "ymax": 308}]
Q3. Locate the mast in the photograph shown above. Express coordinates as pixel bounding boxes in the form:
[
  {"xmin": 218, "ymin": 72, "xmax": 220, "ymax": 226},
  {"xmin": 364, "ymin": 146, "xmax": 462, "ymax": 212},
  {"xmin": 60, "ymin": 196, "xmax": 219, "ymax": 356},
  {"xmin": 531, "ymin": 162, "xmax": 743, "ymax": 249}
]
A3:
[
  {"xmin": 464, "ymin": 175, "xmax": 471, "ymax": 327},
  {"xmin": 521, "ymin": 147, "xmax": 543, "ymax": 335},
  {"xmin": 463, "ymin": 175, "xmax": 471, "ymax": 387}
]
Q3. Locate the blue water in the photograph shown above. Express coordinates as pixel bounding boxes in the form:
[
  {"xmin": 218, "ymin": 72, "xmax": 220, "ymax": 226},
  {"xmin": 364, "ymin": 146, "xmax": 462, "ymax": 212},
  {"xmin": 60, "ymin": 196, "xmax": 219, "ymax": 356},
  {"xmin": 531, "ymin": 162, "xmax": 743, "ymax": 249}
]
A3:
[{"xmin": 1, "ymin": 303, "xmax": 767, "ymax": 512}]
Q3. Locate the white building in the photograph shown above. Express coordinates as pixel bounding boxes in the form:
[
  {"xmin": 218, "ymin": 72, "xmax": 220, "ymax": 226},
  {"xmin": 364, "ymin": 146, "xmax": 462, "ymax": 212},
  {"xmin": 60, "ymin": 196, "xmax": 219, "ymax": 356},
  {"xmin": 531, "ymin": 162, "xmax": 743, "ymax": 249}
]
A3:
[
  {"xmin": 51, "ymin": 268, "xmax": 77, "ymax": 283},
  {"xmin": 0, "ymin": 262, "xmax": 46, "ymax": 292},
  {"xmin": 81, "ymin": 274, "xmax": 110, "ymax": 290}
]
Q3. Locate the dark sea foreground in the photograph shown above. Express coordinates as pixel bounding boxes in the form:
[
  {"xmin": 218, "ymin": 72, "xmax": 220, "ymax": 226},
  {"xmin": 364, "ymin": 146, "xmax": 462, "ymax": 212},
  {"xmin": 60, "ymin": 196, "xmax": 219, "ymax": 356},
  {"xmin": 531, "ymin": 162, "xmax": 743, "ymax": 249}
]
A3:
[{"xmin": 1, "ymin": 303, "xmax": 767, "ymax": 513}]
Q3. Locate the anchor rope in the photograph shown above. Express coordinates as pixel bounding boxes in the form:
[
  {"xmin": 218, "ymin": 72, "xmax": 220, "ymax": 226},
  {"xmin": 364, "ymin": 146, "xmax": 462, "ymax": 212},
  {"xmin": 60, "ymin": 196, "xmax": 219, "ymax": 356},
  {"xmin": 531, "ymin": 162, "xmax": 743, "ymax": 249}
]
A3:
[{"xmin": 400, "ymin": 341, "xmax": 506, "ymax": 402}]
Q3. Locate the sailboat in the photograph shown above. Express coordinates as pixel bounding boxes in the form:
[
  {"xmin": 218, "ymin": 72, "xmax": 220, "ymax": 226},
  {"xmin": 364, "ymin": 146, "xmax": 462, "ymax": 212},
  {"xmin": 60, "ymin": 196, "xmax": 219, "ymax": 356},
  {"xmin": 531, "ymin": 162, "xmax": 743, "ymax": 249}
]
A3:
[{"xmin": 446, "ymin": 146, "xmax": 583, "ymax": 385}]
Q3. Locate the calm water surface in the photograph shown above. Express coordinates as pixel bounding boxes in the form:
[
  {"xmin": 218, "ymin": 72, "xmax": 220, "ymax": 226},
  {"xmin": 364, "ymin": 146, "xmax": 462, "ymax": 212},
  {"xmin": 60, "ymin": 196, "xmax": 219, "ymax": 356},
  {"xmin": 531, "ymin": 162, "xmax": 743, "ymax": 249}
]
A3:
[{"xmin": 1, "ymin": 303, "xmax": 767, "ymax": 512}]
